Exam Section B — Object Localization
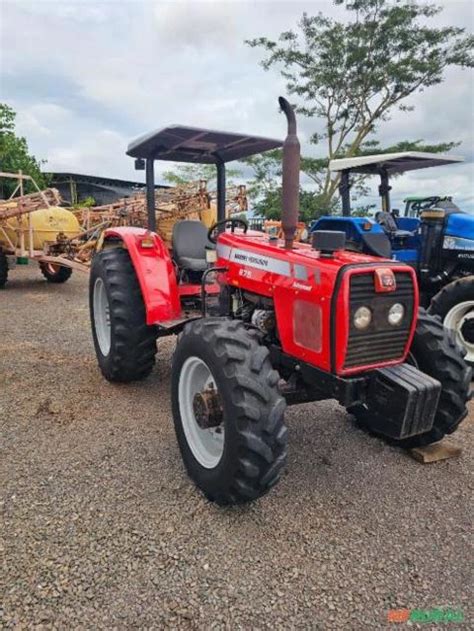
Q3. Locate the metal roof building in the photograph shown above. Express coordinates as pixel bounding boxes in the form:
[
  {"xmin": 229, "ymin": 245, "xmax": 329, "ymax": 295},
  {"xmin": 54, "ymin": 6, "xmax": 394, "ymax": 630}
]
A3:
[{"xmin": 46, "ymin": 172, "xmax": 169, "ymax": 206}]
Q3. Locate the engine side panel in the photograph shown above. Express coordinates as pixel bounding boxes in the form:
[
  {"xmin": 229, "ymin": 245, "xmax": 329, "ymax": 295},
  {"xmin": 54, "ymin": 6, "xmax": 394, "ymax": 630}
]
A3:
[
  {"xmin": 216, "ymin": 231, "xmax": 417, "ymax": 376},
  {"xmin": 445, "ymin": 212, "xmax": 474, "ymax": 240},
  {"xmin": 442, "ymin": 213, "xmax": 474, "ymax": 267}
]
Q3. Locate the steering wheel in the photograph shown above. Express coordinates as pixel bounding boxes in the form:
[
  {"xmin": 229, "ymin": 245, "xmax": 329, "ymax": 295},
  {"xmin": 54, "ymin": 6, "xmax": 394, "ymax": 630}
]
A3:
[
  {"xmin": 411, "ymin": 196, "xmax": 441, "ymax": 214},
  {"xmin": 207, "ymin": 218, "xmax": 248, "ymax": 244}
]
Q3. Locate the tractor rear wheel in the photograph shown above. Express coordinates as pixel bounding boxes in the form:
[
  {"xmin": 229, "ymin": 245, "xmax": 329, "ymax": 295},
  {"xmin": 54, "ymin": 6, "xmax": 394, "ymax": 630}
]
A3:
[
  {"xmin": 0, "ymin": 250, "xmax": 8, "ymax": 288},
  {"xmin": 89, "ymin": 247, "xmax": 157, "ymax": 382},
  {"xmin": 171, "ymin": 318, "xmax": 288, "ymax": 505},
  {"xmin": 428, "ymin": 276, "xmax": 474, "ymax": 367},
  {"xmin": 39, "ymin": 262, "xmax": 73, "ymax": 283},
  {"xmin": 350, "ymin": 309, "xmax": 471, "ymax": 448}
]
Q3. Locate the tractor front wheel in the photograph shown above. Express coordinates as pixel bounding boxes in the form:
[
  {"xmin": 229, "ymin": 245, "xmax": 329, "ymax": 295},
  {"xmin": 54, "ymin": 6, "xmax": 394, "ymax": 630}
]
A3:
[
  {"xmin": 89, "ymin": 247, "xmax": 157, "ymax": 382},
  {"xmin": 351, "ymin": 309, "xmax": 471, "ymax": 449},
  {"xmin": 0, "ymin": 250, "xmax": 8, "ymax": 288},
  {"xmin": 171, "ymin": 318, "xmax": 288, "ymax": 505},
  {"xmin": 39, "ymin": 262, "xmax": 73, "ymax": 283},
  {"xmin": 428, "ymin": 276, "xmax": 474, "ymax": 367}
]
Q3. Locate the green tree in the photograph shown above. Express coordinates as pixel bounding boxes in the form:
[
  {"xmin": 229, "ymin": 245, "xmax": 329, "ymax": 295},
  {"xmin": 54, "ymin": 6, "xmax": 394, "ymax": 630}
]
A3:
[
  {"xmin": 301, "ymin": 138, "xmax": 460, "ymax": 202},
  {"xmin": 242, "ymin": 149, "xmax": 282, "ymax": 199},
  {"xmin": 0, "ymin": 103, "xmax": 49, "ymax": 198},
  {"xmin": 247, "ymin": 0, "xmax": 473, "ymax": 210},
  {"xmin": 242, "ymin": 150, "xmax": 339, "ymax": 219},
  {"xmin": 253, "ymin": 186, "xmax": 339, "ymax": 222},
  {"xmin": 162, "ymin": 163, "xmax": 242, "ymax": 189},
  {"xmin": 243, "ymin": 139, "xmax": 454, "ymax": 219}
]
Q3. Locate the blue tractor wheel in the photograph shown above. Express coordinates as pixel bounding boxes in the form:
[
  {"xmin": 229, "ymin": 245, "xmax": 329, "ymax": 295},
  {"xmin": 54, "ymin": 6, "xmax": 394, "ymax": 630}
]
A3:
[{"xmin": 429, "ymin": 276, "xmax": 474, "ymax": 368}]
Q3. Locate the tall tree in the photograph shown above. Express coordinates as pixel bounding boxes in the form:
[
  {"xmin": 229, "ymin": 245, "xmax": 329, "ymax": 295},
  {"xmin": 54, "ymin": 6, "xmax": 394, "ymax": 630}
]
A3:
[
  {"xmin": 244, "ymin": 139, "xmax": 458, "ymax": 219},
  {"xmin": 0, "ymin": 104, "xmax": 49, "ymax": 198},
  {"xmin": 162, "ymin": 163, "xmax": 242, "ymax": 189},
  {"xmin": 247, "ymin": 0, "xmax": 473, "ymax": 210}
]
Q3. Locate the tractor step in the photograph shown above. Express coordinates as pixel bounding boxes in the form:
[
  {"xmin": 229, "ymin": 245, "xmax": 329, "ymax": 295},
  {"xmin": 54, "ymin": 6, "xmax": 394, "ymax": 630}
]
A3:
[{"xmin": 156, "ymin": 311, "xmax": 202, "ymax": 335}]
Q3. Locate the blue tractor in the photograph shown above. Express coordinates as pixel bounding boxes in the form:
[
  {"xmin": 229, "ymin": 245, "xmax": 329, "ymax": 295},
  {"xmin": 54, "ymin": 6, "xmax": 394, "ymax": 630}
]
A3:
[{"xmin": 312, "ymin": 152, "xmax": 474, "ymax": 366}]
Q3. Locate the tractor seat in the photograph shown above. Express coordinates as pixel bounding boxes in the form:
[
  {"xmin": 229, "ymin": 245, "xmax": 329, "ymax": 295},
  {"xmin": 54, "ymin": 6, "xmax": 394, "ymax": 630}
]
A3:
[
  {"xmin": 172, "ymin": 220, "xmax": 211, "ymax": 272},
  {"xmin": 375, "ymin": 212, "xmax": 413, "ymax": 239}
]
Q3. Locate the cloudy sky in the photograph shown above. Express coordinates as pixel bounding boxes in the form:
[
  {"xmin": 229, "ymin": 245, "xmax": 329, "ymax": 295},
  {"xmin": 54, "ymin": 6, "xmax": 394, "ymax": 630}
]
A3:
[{"xmin": 2, "ymin": 0, "xmax": 473, "ymax": 211}]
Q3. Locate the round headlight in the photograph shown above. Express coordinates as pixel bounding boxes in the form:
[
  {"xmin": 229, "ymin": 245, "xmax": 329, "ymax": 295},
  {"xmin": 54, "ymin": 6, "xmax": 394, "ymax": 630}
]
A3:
[
  {"xmin": 388, "ymin": 303, "xmax": 405, "ymax": 326},
  {"xmin": 354, "ymin": 306, "xmax": 372, "ymax": 330}
]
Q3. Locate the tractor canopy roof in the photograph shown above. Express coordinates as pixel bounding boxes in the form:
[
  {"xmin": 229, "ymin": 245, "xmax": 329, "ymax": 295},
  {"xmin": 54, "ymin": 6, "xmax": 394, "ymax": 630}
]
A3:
[
  {"xmin": 329, "ymin": 152, "xmax": 463, "ymax": 175},
  {"xmin": 127, "ymin": 125, "xmax": 283, "ymax": 164}
]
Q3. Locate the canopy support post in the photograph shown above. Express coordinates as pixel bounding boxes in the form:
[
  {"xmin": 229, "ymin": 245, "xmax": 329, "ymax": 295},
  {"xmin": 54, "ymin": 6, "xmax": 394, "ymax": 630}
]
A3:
[
  {"xmin": 145, "ymin": 158, "xmax": 156, "ymax": 232},
  {"xmin": 339, "ymin": 170, "xmax": 351, "ymax": 216},
  {"xmin": 216, "ymin": 158, "xmax": 226, "ymax": 224},
  {"xmin": 379, "ymin": 168, "xmax": 391, "ymax": 213}
]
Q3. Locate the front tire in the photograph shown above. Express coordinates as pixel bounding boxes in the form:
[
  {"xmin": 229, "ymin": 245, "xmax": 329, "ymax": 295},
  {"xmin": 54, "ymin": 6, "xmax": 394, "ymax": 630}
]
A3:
[
  {"xmin": 0, "ymin": 250, "xmax": 8, "ymax": 288},
  {"xmin": 89, "ymin": 247, "xmax": 157, "ymax": 382},
  {"xmin": 351, "ymin": 309, "xmax": 471, "ymax": 448},
  {"xmin": 39, "ymin": 262, "xmax": 73, "ymax": 283},
  {"xmin": 428, "ymin": 276, "xmax": 474, "ymax": 367},
  {"xmin": 171, "ymin": 318, "xmax": 288, "ymax": 505}
]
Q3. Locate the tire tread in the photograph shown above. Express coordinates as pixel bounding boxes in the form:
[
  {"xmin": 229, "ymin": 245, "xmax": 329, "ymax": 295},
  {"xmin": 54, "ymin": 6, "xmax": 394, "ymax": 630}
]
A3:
[
  {"xmin": 173, "ymin": 318, "xmax": 288, "ymax": 505},
  {"xmin": 89, "ymin": 248, "xmax": 157, "ymax": 382},
  {"xmin": 39, "ymin": 262, "xmax": 73, "ymax": 283}
]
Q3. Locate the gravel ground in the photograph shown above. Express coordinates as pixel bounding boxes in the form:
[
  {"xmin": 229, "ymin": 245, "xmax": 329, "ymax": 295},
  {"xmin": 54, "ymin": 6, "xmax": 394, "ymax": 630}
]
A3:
[{"xmin": 1, "ymin": 265, "xmax": 472, "ymax": 630}]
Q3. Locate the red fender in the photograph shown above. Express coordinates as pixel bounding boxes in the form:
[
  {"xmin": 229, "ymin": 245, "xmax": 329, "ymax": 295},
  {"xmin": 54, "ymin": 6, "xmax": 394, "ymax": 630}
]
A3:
[{"xmin": 102, "ymin": 227, "xmax": 181, "ymax": 325}]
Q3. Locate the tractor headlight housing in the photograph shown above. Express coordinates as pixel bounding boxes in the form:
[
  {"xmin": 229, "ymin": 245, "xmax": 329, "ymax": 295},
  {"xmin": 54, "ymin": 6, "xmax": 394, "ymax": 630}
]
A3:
[
  {"xmin": 353, "ymin": 306, "xmax": 372, "ymax": 330},
  {"xmin": 388, "ymin": 303, "xmax": 405, "ymax": 326}
]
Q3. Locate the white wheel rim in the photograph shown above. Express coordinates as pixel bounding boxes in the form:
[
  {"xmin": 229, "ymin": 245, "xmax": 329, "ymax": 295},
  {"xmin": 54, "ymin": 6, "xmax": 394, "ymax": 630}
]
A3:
[
  {"xmin": 93, "ymin": 277, "xmax": 111, "ymax": 356},
  {"xmin": 178, "ymin": 356, "xmax": 225, "ymax": 469},
  {"xmin": 443, "ymin": 300, "xmax": 474, "ymax": 362}
]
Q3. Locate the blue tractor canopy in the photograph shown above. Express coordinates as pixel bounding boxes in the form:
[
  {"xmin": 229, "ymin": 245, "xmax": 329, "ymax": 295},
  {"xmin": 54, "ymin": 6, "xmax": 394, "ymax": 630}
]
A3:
[
  {"xmin": 329, "ymin": 151, "xmax": 464, "ymax": 217},
  {"xmin": 312, "ymin": 150, "xmax": 473, "ymax": 271}
]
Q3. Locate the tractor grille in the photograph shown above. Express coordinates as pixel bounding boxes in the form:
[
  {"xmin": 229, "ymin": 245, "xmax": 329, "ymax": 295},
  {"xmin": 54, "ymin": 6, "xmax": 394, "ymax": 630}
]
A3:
[{"xmin": 344, "ymin": 272, "xmax": 414, "ymax": 369}]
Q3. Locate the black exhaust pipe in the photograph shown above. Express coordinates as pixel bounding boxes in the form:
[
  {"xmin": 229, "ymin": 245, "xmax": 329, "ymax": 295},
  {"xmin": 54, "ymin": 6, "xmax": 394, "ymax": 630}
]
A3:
[{"xmin": 279, "ymin": 96, "xmax": 300, "ymax": 249}]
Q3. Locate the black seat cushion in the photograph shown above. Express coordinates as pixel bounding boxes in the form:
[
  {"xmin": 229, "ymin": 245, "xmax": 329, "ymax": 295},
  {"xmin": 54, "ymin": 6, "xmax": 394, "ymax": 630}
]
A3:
[
  {"xmin": 376, "ymin": 211, "xmax": 413, "ymax": 239},
  {"xmin": 178, "ymin": 256, "xmax": 208, "ymax": 272},
  {"xmin": 172, "ymin": 220, "xmax": 210, "ymax": 271}
]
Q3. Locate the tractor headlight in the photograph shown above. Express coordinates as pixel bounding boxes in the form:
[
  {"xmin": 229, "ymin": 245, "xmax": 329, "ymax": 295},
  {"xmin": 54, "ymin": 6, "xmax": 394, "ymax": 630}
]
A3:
[
  {"xmin": 353, "ymin": 306, "xmax": 372, "ymax": 330},
  {"xmin": 388, "ymin": 303, "xmax": 405, "ymax": 326}
]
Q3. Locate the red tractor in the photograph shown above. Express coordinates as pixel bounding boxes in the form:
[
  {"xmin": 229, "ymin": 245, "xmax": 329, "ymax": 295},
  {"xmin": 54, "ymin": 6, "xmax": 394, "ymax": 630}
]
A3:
[{"xmin": 89, "ymin": 98, "xmax": 471, "ymax": 505}]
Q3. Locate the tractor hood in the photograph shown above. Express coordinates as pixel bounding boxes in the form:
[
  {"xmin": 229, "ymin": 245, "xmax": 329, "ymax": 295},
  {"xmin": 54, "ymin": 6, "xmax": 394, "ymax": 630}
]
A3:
[{"xmin": 445, "ymin": 212, "xmax": 474, "ymax": 241}]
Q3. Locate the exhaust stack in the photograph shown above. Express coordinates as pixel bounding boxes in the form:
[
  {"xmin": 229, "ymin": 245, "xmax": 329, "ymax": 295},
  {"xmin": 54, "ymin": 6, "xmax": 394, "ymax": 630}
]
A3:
[{"xmin": 279, "ymin": 96, "xmax": 300, "ymax": 249}]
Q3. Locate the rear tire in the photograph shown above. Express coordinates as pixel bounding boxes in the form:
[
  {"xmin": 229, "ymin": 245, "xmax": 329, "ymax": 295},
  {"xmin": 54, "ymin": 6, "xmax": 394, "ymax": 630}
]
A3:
[
  {"xmin": 89, "ymin": 247, "xmax": 157, "ymax": 382},
  {"xmin": 171, "ymin": 318, "xmax": 288, "ymax": 505},
  {"xmin": 0, "ymin": 250, "xmax": 8, "ymax": 288},
  {"xmin": 428, "ymin": 276, "xmax": 474, "ymax": 368},
  {"xmin": 39, "ymin": 262, "xmax": 73, "ymax": 283},
  {"xmin": 350, "ymin": 309, "xmax": 471, "ymax": 448}
]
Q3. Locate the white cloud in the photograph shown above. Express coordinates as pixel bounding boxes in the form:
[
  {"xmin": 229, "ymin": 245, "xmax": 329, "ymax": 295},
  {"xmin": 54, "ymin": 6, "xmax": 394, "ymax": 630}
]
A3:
[
  {"xmin": 47, "ymin": 129, "xmax": 130, "ymax": 177},
  {"xmin": 2, "ymin": 0, "xmax": 473, "ymax": 210},
  {"xmin": 392, "ymin": 163, "xmax": 474, "ymax": 211},
  {"xmin": 153, "ymin": 1, "xmax": 240, "ymax": 49}
]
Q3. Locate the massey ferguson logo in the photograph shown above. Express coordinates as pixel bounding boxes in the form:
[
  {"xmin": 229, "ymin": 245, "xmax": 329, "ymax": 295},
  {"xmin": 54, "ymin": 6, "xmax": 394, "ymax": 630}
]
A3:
[
  {"xmin": 229, "ymin": 248, "xmax": 292, "ymax": 277},
  {"xmin": 234, "ymin": 252, "xmax": 269, "ymax": 267},
  {"xmin": 381, "ymin": 274, "xmax": 395, "ymax": 288},
  {"xmin": 374, "ymin": 268, "xmax": 396, "ymax": 293}
]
